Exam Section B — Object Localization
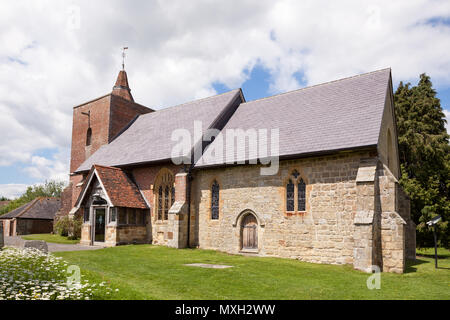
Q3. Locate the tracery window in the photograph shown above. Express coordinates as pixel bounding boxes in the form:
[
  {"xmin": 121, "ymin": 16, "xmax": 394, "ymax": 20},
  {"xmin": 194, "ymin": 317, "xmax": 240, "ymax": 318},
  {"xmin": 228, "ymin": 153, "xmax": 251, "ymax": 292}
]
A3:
[
  {"xmin": 158, "ymin": 186, "xmax": 163, "ymax": 220},
  {"xmin": 155, "ymin": 169, "xmax": 175, "ymax": 221},
  {"xmin": 164, "ymin": 186, "xmax": 169, "ymax": 220},
  {"xmin": 297, "ymin": 179, "xmax": 306, "ymax": 212},
  {"xmin": 171, "ymin": 186, "xmax": 175, "ymax": 206},
  {"xmin": 286, "ymin": 179, "xmax": 294, "ymax": 212},
  {"xmin": 286, "ymin": 170, "xmax": 307, "ymax": 213},
  {"xmin": 211, "ymin": 180, "xmax": 220, "ymax": 220}
]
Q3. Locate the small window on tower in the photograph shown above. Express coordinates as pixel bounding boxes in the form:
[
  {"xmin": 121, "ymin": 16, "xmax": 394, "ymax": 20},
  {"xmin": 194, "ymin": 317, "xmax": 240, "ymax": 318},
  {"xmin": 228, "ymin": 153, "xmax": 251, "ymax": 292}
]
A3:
[{"xmin": 86, "ymin": 128, "xmax": 92, "ymax": 146}]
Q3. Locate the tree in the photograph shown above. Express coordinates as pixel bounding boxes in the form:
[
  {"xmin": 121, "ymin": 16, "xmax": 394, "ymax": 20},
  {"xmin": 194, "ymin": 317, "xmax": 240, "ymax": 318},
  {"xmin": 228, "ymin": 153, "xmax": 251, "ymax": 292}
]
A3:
[
  {"xmin": 394, "ymin": 74, "xmax": 450, "ymax": 247},
  {"xmin": 0, "ymin": 180, "xmax": 66, "ymax": 216},
  {"xmin": 0, "ymin": 196, "xmax": 10, "ymax": 201}
]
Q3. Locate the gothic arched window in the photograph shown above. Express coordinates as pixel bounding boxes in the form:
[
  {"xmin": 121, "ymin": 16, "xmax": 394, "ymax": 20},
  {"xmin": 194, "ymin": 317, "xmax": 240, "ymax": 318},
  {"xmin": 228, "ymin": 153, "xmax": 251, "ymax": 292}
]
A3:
[
  {"xmin": 286, "ymin": 171, "xmax": 307, "ymax": 213},
  {"xmin": 86, "ymin": 127, "xmax": 92, "ymax": 146},
  {"xmin": 154, "ymin": 168, "xmax": 175, "ymax": 221},
  {"xmin": 164, "ymin": 186, "xmax": 169, "ymax": 220},
  {"xmin": 157, "ymin": 186, "xmax": 163, "ymax": 220},
  {"xmin": 171, "ymin": 186, "xmax": 175, "ymax": 206},
  {"xmin": 286, "ymin": 179, "xmax": 295, "ymax": 212},
  {"xmin": 211, "ymin": 180, "xmax": 220, "ymax": 220},
  {"xmin": 298, "ymin": 178, "xmax": 306, "ymax": 212}
]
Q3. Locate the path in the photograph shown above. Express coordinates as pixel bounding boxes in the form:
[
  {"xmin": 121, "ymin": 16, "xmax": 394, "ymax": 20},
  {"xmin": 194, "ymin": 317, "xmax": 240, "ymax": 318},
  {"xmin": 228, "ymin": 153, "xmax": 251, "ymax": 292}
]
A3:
[{"xmin": 3, "ymin": 236, "xmax": 105, "ymax": 252}]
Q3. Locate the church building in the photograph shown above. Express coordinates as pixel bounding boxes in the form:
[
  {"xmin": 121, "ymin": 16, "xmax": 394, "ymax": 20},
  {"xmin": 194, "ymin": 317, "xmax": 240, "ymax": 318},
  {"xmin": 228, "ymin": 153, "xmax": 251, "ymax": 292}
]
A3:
[{"xmin": 58, "ymin": 67, "xmax": 416, "ymax": 273}]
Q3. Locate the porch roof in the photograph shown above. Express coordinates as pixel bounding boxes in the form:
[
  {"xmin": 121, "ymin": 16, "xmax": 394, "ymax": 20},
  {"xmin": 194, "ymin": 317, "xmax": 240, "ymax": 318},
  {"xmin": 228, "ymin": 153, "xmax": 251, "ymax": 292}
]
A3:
[{"xmin": 76, "ymin": 165, "xmax": 148, "ymax": 209}]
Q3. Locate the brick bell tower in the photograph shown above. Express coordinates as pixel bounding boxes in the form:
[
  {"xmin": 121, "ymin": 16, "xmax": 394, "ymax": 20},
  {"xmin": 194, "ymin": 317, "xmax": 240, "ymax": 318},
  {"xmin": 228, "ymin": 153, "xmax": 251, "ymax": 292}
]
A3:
[{"xmin": 57, "ymin": 69, "xmax": 153, "ymax": 220}]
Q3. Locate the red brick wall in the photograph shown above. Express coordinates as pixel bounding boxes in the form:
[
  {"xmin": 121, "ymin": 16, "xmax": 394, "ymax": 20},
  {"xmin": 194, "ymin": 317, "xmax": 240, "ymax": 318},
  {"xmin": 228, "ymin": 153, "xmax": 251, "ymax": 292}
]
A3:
[
  {"xmin": 132, "ymin": 163, "xmax": 182, "ymax": 216},
  {"xmin": 175, "ymin": 173, "xmax": 188, "ymax": 202},
  {"xmin": 61, "ymin": 89, "xmax": 153, "ymax": 220},
  {"xmin": 70, "ymin": 95, "xmax": 152, "ymax": 174},
  {"xmin": 70, "ymin": 95, "xmax": 112, "ymax": 173},
  {"xmin": 109, "ymin": 95, "xmax": 153, "ymax": 141},
  {"xmin": 55, "ymin": 183, "xmax": 73, "ymax": 221},
  {"xmin": 70, "ymin": 174, "xmax": 85, "ymax": 208}
]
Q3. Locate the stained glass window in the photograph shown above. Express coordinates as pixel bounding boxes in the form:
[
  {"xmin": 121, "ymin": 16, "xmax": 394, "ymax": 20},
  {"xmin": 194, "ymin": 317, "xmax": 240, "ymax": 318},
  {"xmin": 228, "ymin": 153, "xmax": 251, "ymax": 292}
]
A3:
[
  {"xmin": 286, "ymin": 179, "xmax": 295, "ymax": 211},
  {"xmin": 171, "ymin": 187, "xmax": 175, "ymax": 206},
  {"xmin": 298, "ymin": 178, "xmax": 306, "ymax": 211},
  {"xmin": 211, "ymin": 180, "xmax": 219, "ymax": 220},
  {"xmin": 158, "ymin": 186, "xmax": 163, "ymax": 220},
  {"xmin": 164, "ymin": 186, "xmax": 169, "ymax": 220}
]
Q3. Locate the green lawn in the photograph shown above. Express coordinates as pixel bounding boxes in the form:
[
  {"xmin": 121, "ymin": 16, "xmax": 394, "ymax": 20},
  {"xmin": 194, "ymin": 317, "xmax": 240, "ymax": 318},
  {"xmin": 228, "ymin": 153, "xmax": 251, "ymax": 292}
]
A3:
[
  {"xmin": 21, "ymin": 233, "xmax": 80, "ymax": 244},
  {"xmin": 54, "ymin": 246, "xmax": 450, "ymax": 300}
]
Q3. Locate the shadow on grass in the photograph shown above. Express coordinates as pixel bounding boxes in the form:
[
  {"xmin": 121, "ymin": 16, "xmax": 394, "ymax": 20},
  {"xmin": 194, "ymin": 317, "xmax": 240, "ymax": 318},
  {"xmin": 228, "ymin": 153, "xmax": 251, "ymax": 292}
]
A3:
[
  {"xmin": 416, "ymin": 253, "xmax": 449, "ymax": 259},
  {"xmin": 405, "ymin": 258, "xmax": 428, "ymax": 273}
]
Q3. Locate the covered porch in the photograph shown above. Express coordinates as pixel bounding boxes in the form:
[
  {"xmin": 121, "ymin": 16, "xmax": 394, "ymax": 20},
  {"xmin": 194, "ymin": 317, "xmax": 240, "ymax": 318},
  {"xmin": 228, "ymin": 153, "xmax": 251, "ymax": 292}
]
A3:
[{"xmin": 74, "ymin": 165, "xmax": 150, "ymax": 247}]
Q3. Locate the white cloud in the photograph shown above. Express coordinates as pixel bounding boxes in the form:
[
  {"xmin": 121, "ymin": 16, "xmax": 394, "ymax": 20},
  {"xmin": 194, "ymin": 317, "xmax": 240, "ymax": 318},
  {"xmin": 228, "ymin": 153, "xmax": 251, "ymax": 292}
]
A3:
[
  {"xmin": 0, "ymin": 184, "xmax": 28, "ymax": 199},
  {"xmin": 0, "ymin": 0, "xmax": 449, "ymax": 188},
  {"xmin": 22, "ymin": 148, "xmax": 69, "ymax": 182}
]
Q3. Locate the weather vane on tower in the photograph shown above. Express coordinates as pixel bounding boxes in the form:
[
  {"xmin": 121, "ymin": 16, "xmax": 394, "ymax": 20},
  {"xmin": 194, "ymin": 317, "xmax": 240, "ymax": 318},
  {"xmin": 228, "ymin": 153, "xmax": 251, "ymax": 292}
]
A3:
[{"xmin": 122, "ymin": 46, "xmax": 128, "ymax": 70}]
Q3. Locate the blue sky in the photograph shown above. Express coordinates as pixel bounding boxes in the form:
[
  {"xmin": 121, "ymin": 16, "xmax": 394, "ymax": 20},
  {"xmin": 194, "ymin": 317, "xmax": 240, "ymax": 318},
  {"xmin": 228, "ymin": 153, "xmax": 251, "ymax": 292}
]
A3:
[{"xmin": 0, "ymin": 0, "xmax": 449, "ymax": 198}]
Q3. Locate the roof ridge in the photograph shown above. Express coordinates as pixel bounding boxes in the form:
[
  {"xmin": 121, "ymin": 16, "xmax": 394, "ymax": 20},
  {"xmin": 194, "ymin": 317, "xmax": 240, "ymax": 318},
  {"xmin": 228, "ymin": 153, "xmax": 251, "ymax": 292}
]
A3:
[
  {"xmin": 146, "ymin": 89, "xmax": 240, "ymax": 114},
  {"xmin": 242, "ymin": 68, "xmax": 391, "ymax": 105},
  {"xmin": 94, "ymin": 164, "xmax": 122, "ymax": 171},
  {"xmin": 36, "ymin": 196, "xmax": 60, "ymax": 200}
]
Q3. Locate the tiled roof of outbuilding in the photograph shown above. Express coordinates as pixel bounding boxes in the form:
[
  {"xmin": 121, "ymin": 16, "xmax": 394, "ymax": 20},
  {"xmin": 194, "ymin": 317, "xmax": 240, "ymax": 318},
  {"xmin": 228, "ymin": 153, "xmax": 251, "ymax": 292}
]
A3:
[{"xmin": 0, "ymin": 198, "xmax": 61, "ymax": 220}]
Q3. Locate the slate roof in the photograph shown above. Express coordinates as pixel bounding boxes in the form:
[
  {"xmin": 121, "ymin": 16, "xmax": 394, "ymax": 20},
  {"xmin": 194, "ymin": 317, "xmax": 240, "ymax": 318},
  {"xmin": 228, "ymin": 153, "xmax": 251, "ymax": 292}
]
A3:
[
  {"xmin": 196, "ymin": 68, "xmax": 391, "ymax": 168},
  {"xmin": 0, "ymin": 198, "xmax": 61, "ymax": 220},
  {"xmin": 76, "ymin": 89, "xmax": 242, "ymax": 172},
  {"xmin": 77, "ymin": 165, "xmax": 148, "ymax": 209}
]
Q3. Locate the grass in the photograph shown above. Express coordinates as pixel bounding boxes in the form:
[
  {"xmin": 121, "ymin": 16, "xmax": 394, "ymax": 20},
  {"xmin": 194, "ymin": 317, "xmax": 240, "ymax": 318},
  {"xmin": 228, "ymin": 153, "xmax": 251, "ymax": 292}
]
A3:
[
  {"xmin": 21, "ymin": 233, "xmax": 80, "ymax": 245},
  {"xmin": 54, "ymin": 246, "xmax": 450, "ymax": 300}
]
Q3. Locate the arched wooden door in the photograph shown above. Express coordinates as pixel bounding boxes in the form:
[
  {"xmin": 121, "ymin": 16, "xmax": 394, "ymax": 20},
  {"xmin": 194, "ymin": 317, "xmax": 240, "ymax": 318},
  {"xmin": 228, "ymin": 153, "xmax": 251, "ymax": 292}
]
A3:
[{"xmin": 241, "ymin": 214, "xmax": 258, "ymax": 250}]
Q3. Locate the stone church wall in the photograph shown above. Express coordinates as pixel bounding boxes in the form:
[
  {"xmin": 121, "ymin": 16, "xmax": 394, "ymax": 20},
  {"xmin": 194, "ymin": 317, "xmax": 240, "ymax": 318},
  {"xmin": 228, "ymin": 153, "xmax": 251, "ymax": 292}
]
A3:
[
  {"xmin": 132, "ymin": 163, "xmax": 183, "ymax": 246},
  {"xmin": 192, "ymin": 150, "xmax": 414, "ymax": 273},
  {"xmin": 192, "ymin": 151, "xmax": 373, "ymax": 265}
]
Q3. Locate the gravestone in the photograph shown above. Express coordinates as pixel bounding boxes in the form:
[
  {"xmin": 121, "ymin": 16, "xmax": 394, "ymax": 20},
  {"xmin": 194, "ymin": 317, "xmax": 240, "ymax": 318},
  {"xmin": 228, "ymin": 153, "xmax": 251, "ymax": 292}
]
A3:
[{"xmin": 23, "ymin": 240, "xmax": 48, "ymax": 253}]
